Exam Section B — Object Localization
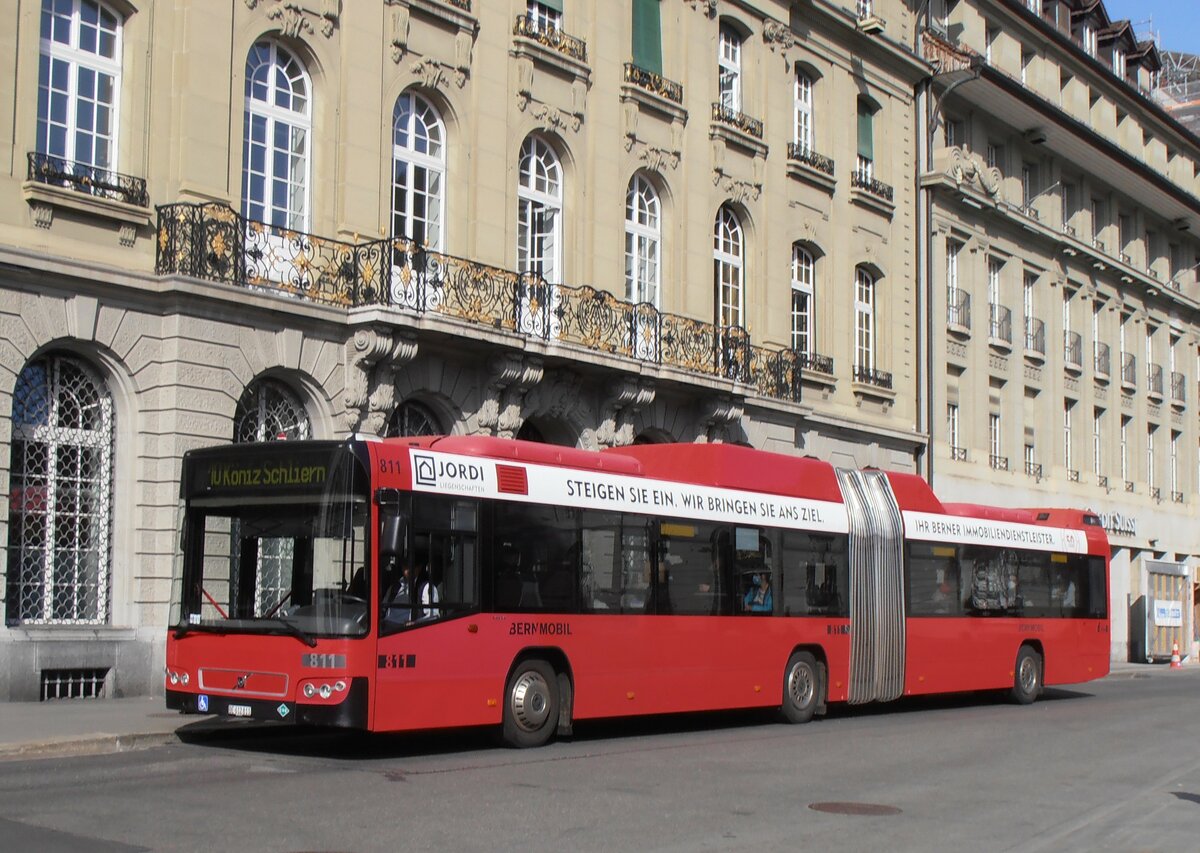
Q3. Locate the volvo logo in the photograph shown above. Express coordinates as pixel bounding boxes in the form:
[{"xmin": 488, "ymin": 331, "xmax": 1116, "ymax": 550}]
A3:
[{"xmin": 233, "ymin": 673, "xmax": 250, "ymax": 690}]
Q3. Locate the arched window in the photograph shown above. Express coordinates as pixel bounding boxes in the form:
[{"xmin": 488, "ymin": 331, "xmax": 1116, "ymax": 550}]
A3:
[
  {"xmin": 233, "ymin": 379, "xmax": 310, "ymax": 443},
  {"xmin": 713, "ymin": 206, "xmax": 744, "ymax": 329},
  {"xmin": 385, "ymin": 400, "xmax": 441, "ymax": 438},
  {"xmin": 791, "ymin": 244, "xmax": 815, "ymax": 355},
  {"xmin": 854, "ymin": 267, "xmax": 876, "ymax": 374},
  {"xmin": 6, "ymin": 354, "xmax": 114, "ymax": 625},
  {"xmin": 392, "ymin": 92, "xmax": 445, "ymax": 250},
  {"xmin": 793, "ymin": 69, "xmax": 814, "ymax": 156},
  {"xmin": 242, "ymin": 41, "xmax": 311, "ymax": 230},
  {"xmin": 625, "ymin": 174, "xmax": 660, "ymax": 306},
  {"xmin": 517, "ymin": 135, "xmax": 562, "ymax": 284},
  {"xmin": 37, "ymin": 0, "xmax": 122, "ymax": 171},
  {"xmin": 718, "ymin": 23, "xmax": 742, "ymax": 111}
]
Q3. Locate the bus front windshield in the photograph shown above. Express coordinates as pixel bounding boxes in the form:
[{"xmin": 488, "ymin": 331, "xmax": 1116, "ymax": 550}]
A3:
[{"xmin": 170, "ymin": 445, "xmax": 370, "ymax": 641}]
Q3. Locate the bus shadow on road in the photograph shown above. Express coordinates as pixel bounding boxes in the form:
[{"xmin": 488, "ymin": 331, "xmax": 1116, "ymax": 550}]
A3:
[{"xmin": 172, "ymin": 688, "xmax": 1094, "ymax": 760}]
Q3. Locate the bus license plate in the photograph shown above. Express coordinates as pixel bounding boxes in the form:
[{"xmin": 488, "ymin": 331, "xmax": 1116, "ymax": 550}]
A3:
[{"xmin": 228, "ymin": 704, "xmax": 252, "ymax": 717}]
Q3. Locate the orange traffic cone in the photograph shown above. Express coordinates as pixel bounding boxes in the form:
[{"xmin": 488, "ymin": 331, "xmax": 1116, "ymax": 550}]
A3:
[{"xmin": 1170, "ymin": 642, "xmax": 1183, "ymax": 669}]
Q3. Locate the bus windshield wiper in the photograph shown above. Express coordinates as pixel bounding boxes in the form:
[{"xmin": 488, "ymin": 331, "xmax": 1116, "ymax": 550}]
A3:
[{"xmin": 273, "ymin": 616, "xmax": 318, "ymax": 648}]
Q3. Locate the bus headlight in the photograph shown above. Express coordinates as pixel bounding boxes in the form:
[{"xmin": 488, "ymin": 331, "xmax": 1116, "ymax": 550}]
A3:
[{"xmin": 303, "ymin": 683, "xmax": 316, "ymax": 698}]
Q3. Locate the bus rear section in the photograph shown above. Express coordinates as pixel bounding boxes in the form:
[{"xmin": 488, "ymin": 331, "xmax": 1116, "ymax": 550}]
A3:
[{"xmin": 165, "ymin": 441, "xmax": 374, "ymax": 727}]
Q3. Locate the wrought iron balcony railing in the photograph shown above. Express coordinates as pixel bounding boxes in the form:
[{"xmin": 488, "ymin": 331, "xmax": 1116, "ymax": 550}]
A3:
[
  {"xmin": 1172, "ymin": 491, "xmax": 1184, "ymax": 503},
  {"xmin": 1024, "ymin": 317, "xmax": 1045, "ymax": 356},
  {"xmin": 1171, "ymin": 371, "xmax": 1185, "ymax": 404},
  {"xmin": 1124, "ymin": 480, "xmax": 1134, "ymax": 492},
  {"xmin": 950, "ymin": 445, "xmax": 968, "ymax": 461},
  {"xmin": 1094, "ymin": 341, "xmax": 1111, "ymax": 378},
  {"xmin": 444, "ymin": 0, "xmax": 470, "ymax": 10},
  {"xmin": 1150, "ymin": 486, "xmax": 1161, "ymax": 501},
  {"xmin": 1063, "ymin": 330, "xmax": 1082, "ymax": 370},
  {"xmin": 990, "ymin": 455, "xmax": 1009, "ymax": 471},
  {"xmin": 850, "ymin": 168, "xmax": 894, "ymax": 202},
  {"xmin": 786, "ymin": 143, "xmax": 835, "ymax": 176},
  {"xmin": 798, "ymin": 351, "xmax": 834, "ymax": 375},
  {"xmin": 27, "ymin": 152, "xmax": 149, "ymax": 208},
  {"xmin": 710, "ymin": 102, "xmax": 764, "ymax": 139},
  {"xmin": 1097, "ymin": 474, "xmax": 1108, "ymax": 490},
  {"xmin": 1068, "ymin": 469, "xmax": 1080, "ymax": 482},
  {"xmin": 1120, "ymin": 352, "xmax": 1136, "ymax": 388},
  {"xmin": 947, "ymin": 288, "xmax": 971, "ymax": 330},
  {"xmin": 852, "ymin": 366, "xmax": 893, "ymax": 389},
  {"xmin": 989, "ymin": 303, "xmax": 1012, "ymax": 345},
  {"xmin": 513, "ymin": 14, "xmax": 587, "ymax": 62},
  {"xmin": 155, "ymin": 202, "xmax": 803, "ymax": 403},
  {"xmin": 1147, "ymin": 363, "xmax": 1164, "ymax": 398},
  {"xmin": 623, "ymin": 63, "xmax": 683, "ymax": 104},
  {"xmin": 1025, "ymin": 461, "xmax": 1043, "ymax": 480}
]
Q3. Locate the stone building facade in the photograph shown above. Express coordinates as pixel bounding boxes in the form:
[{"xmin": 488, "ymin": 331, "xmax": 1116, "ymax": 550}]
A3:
[
  {"xmin": 921, "ymin": 0, "xmax": 1200, "ymax": 662},
  {"xmin": 0, "ymin": 0, "xmax": 926, "ymax": 699}
]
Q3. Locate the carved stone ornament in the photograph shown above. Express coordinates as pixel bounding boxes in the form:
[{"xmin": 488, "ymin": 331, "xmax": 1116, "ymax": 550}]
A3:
[
  {"xmin": 476, "ymin": 354, "xmax": 543, "ymax": 438},
  {"xmin": 762, "ymin": 19, "xmax": 795, "ymax": 52},
  {"xmin": 31, "ymin": 201, "xmax": 53, "ymax": 229},
  {"xmin": 947, "ymin": 146, "xmax": 1002, "ymax": 200},
  {"xmin": 696, "ymin": 393, "xmax": 745, "ymax": 443},
  {"xmin": 714, "ymin": 171, "xmax": 762, "ymax": 204},
  {"xmin": 247, "ymin": 0, "xmax": 340, "ymax": 39},
  {"xmin": 343, "ymin": 327, "xmax": 417, "ymax": 434},
  {"xmin": 638, "ymin": 144, "xmax": 681, "ymax": 172},
  {"xmin": 411, "ymin": 57, "xmax": 449, "ymax": 89},
  {"xmin": 595, "ymin": 378, "xmax": 656, "ymax": 448},
  {"xmin": 532, "ymin": 102, "xmax": 582, "ymax": 133},
  {"xmin": 686, "ymin": 0, "xmax": 718, "ymax": 18}
]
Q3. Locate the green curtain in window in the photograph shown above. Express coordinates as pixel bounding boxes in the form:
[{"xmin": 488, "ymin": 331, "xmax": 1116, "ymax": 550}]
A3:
[
  {"xmin": 632, "ymin": 0, "xmax": 663, "ymax": 75},
  {"xmin": 541, "ymin": 0, "xmax": 564, "ymax": 13},
  {"xmin": 857, "ymin": 102, "xmax": 874, "ymax": 160}
]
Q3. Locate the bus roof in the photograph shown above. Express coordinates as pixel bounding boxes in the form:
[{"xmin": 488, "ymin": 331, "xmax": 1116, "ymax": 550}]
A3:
[{"xmin": 382, "ymin": 435, "xmax": 644, "ymax": 475}]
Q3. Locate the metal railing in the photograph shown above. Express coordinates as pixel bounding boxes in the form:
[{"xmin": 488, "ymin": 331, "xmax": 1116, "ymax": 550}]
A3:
[
  {"xmin": 26, "ymin": 152, "xmax": 149, "ymax": 208},
  {"xmin": 798, "ymin": 351, "xmax": 834, "ymax": 374},
  {"xmin": 850, "ymin": 168, "xmax": 894, "ymax": 202},
  {"xmin": 786, "ymin": 143, "xmax": 835, "ymax": 176},
  {"xmin": 1171, "ymin": 371, "xmax": 1186, "ymax": 404},
  {"xmin": 989, "ymin": 303, "xmax": 1012, "ymax": 345},
  {"xmin": 1120, "ymin": 352, "xmax": 1136, "ymax": 388},
  {"xmin": 1150, "ymin": 486, "xmax": 1161, "ymax": 501},
  {"xmin": 1025, "ymin": 461, "xmax": 1042, "ymax": 480},
  {"xmin": 623, "ymin": 63, "xmax": 683, "ymax": 104},
  {"xmin": 1024, "ymin": 317, "xmax": 1045, "ymax": 356},
  {"xmin": 947, "ymin": 288, "xmax": 971, "ymax": 330},
  {"xmin": 990, "ymin": 455, "xmax": 1009, "ymax": 471},
  {"xmin": 1068, "ymin": 469, "xmax": 1080, "ymax": 482},
  {"xmin": 1172, "ymin": 491, "xmax": 1184, "ymax": 503},
  {"xmin": 1063, "ymin": 330, "xmax": 1082, "ymax": 369},
  {"xmin": 852, "ymin": 366, "xmax": 893, "ymax": 389},
  {"xmin": 1147, "ymin": 363, "xmax": 1164, "ymax": 398},
  {"xmin": 155, "ymin": 202, "xmax": 804, "ymax": 403},
  {"xmin": 513, "ymin": 14, "xmax": 587, "ymax": 62},
  {"xmin": 1124, "ymin": 480, "xmax": 1134, "ymax": 492},
  {"xmin": 1097, "ymin": 474, "xmax": 1108, "ymax": 490},
  {"xmin": 710, "ymin": 102, "xmax": 764, "ymax": 139},
  {"xmin": 950, "ymin": 446, "xmax": 968, "ymax": 461},
  {"xmin": 1094, "ymin": 341, "xmax": 1111, "ymax": 378}
]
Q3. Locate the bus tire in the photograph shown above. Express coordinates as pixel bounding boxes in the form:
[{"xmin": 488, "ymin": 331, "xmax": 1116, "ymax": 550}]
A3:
[
  {"xmin": 502, "ymin": 659, "xmax": 559, "ymax": 748},
  {"xmin": 1010, "ymin": 646, "xmax": 1042, "ymax": 705},
  {"xmin": 780, "ymin": 651, "xmax": 820, "ymax": 724}
]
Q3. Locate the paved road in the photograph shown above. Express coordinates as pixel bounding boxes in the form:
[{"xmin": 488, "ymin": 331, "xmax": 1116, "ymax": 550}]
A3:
[{"xmin": 1, "ymin": 669, "xmax": 1198, "ymax": 853}]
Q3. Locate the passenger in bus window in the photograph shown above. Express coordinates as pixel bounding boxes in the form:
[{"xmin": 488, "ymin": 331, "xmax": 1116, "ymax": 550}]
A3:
[
  {"xmin": 743, "ymin": 573, "xmax": 772, "ymax": 613},
  {"xmin": 383, "ymin": 562, "xmax": 414, "ymax": 624},
  {"xmin": 416, "ymin": 564, "xmax": 440, "ymax": 620}
]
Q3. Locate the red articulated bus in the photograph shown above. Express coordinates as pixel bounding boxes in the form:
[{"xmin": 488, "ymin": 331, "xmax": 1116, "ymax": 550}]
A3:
[{"xmin": 165, "ymin": 436, "xmax": 1110, "ymax": 747}]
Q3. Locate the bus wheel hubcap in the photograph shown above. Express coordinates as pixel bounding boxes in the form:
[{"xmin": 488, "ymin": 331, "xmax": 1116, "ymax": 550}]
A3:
[
  {"xmin": 788, "ymin": 664, "xmax": 814, "ymax": 707},
  {"xmin": 510, "ymin": 671, "xmax": 551, "ymax": 732},
  {"xmin": 1019, "ymin": 659, "xmax": 1037, "ymax": 693}
]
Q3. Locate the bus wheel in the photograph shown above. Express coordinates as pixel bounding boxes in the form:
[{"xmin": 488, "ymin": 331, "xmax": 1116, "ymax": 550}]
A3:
[
  {"xmin": 1010, "ymin": 646, "xmax": 1043, "ymax": 705},
  {"xmin": 502, "ymin": 660, "xmax": 559, "ymax": 748},
  {"xmin": 780, "ymin": 652, "xmax": 820, "ymax": 724}
]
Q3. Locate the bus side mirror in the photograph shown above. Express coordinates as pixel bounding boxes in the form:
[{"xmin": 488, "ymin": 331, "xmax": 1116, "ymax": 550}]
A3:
[{"xmin": 380, "ymin": 512, "xmax": 408, "ymax": 560}]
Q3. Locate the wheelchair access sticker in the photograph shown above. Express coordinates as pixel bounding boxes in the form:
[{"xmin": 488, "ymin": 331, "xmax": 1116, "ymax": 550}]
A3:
[{"xmin": 197, "ymin": 694, "xmax": 209, "ymax": 712}]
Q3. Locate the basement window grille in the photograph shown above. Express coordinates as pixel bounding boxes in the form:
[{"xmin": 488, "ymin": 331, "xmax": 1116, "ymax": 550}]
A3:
[{"xmin": 40, "ymin": 668, "xmax": 109, "ymax": 701}]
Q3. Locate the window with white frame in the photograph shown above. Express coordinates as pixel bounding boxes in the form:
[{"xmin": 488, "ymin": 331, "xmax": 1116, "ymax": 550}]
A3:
[
  {"xmin": 234, "ymin": 378, "xmax": 311, "ymax": 443},
  {"xmin": 854, "ymin": 267, "xmax": 876, "ymax": 372},
  {"xmin": 391, "ymin": 92, "xmax": 445, "ymax": 250},
  {"xmin": 1092, "ymin": 407, "xmax": 1103, "ymax": 474},
  {"xmin": 990, "ymin": 411, "xmax": 1002, "ymax": 463},
  {"xmin": 1147, "ymin": 425, "xmax": 1156, "ymax": 490},
  {"xmin": 6, "ymin": 354, "xmax": 114, "ymax": 625},
  {"xmin": 1063, "ymin": 399, "xmax": 1073, "ymax": 470},
  {"xmin": 714, "ymin": 206, "xmax": 744, "ymax": 328},
  {"xmin": 1120, "ymin": 415, "xmax": 1130, "ymax": 483},
  {"xmin": 526, "ymin": 0, "xmax": 563, "ymax": 33},
  {"xmin": 985, "ymin": 26, "xmax": 998, "ymax": 65},
  {"xmin": 856, "ymin": 99, "xmax": 875, "ymax": 181},
  {"xmin": 37, "ymin": 0, "xmax": 122, "ymax": 172},
  {"xmin": 1113, "ymin": 48, "xmax": 1126, "ymax": 79},
  {"xmin": 856, "ymin": 0, "xmax": 873, "ymax": 18},
  {"xmin": 794, "ymin": 68, "xmax": 814, "ymax": 155},
  {"xmin": 1023, "ymin": 272, "xmax": 1034, "ymax": 331},
  {"xmin": 242, "ymin": 41, "xmax": 311, "ymax": 230},
  {"xmin": 987, "ymin": 257, "xmax": 1002, "ymax": 308},
  {"xmin": 625, "ymin": 174, "xmax": 660, "ymax": 306},
  {"xmin": 718, "ymin": 24, "xmax": 741, "ymax": 112},
  {"xmin": 791, "ymin": 244, "xmax": 815, "ymax": 354},
  {"xmin": 1082, "ymin": 22, "xmax": 1097, "ymax": 57},
  {"xmin": 1170, "ymin": 430, "xmax": 1180, "ymax": 495},
  {"xmin": 947, "ymin": 403, "xmax": 960, "ymax": 452},
  {"xmin": 517, "ymin": 135, "xmax": 563, "ymax": 283}
]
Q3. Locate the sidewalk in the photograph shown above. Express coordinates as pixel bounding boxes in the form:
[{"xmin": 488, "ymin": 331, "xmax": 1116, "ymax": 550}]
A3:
[{"xmin": 0, "ymin": 661, "xmax": 1194, "ymax": 761}]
